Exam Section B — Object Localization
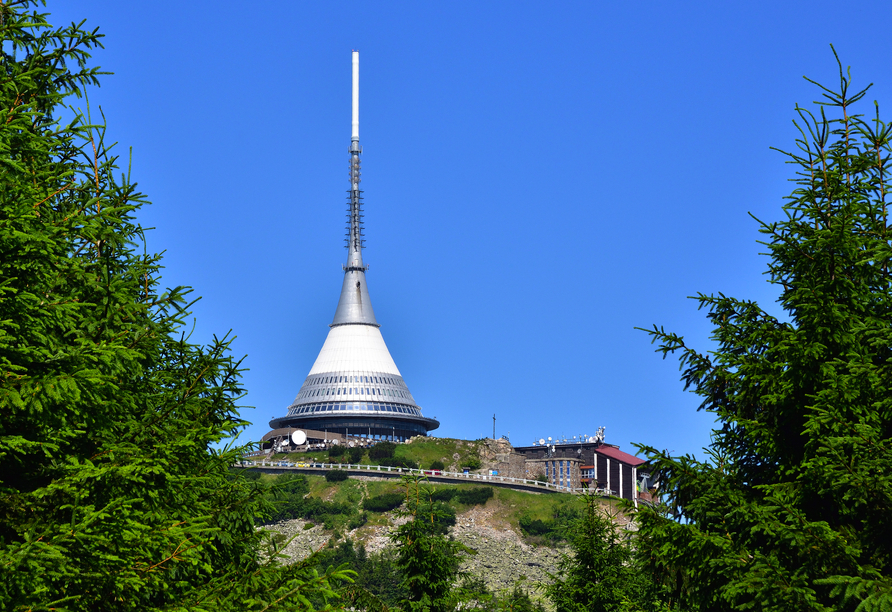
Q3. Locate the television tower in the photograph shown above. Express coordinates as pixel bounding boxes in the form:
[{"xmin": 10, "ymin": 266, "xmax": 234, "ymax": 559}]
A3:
[{"xmin": 268, "ymin": 51, "xmax": 439, "ymax": 442}]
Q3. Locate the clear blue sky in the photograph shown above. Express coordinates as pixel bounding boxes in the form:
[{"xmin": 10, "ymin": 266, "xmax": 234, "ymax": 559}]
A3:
[{"xmin": 57, "ymin": 1, "xmax": 892, "ymax": 458}]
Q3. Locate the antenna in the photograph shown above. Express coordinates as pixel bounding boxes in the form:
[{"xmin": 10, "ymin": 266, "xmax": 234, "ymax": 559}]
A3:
[
  {"xmin": 346, "ymin": 51, "xmax": 366, "ymax": 272},
  {"xmin": 352, "ymin": 51, "xmax": 359, "ymax": 142}
]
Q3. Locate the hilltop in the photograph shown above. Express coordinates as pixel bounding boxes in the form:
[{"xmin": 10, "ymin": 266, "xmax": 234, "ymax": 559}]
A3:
[{"xmin": 244, "ymin": 436, "xmax": 634, "ymax": 605}]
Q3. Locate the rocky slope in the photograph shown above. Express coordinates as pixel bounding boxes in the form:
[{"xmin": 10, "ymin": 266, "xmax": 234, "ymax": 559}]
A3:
[{"xmin": 267, "ymin": 500, "xmax": 567, "ymax": 601}]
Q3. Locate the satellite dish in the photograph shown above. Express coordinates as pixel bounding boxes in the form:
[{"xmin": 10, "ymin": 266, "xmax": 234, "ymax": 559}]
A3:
[
  {"xmin": 547, "ymin": 437, "xmax": 552, "ymax": 441},
  {"xmin": 348, "ymin": 441, "xmax": 355, "ymax": 447},
  {"xmin": 539, "ymin": 438, "xmax": 546, "ymax": 445},
  {"xmin": 291, "ymin": 430, "xmax": 307, "ymax": 445},
  {"xmin": 330, "ymin": 438, "xmax": 339, "ymax": 445}
]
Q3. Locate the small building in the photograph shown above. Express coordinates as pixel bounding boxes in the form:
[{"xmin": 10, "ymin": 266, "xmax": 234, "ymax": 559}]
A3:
[{"xmin": 514, "ymin": 440, "xmax": 647, "ymax": 501}]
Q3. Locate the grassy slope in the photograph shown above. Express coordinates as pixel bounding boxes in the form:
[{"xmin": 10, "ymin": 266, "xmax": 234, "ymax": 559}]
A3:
[{"xmin": 269, "ymin": 436, "xmax": 486, "ymax": 470}]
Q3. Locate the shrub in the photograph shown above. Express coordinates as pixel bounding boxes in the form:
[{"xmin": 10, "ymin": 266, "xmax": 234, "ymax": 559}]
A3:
[
  {"xmin": 325, "ymin": 469, "xmax": 349, "ymax": 482},
  {"xmin": 369, "ymin": 441, "xmax": 397, "ymax": 460},
  {"xmin": 346, "ymin": 446, "xmax": 365, "ymax": 464},
  {"xmin": 379, "ymin": 457, "xmax": 418, "ymax": 470},
  {"xmin": 348, "ymin": 512, "xmax": 368, "ymax": 530},
  {"xmin": 327, "ymin": 444, "xmax": 347, "ymax": 457},
  {"xmin": 456, "ymin": 487, "xmax": 493, "ymax": 506},
  {"xmin": 429, "ymin": 460, "xmax": 445, "ymax": 471},
  {"xmin": 429, "ymin": 487, "xmax": 457, "ymax": 502},
  {"xmin": 464, "ymin": 457, "xmax": 482, "ymax": 470},
  {"xmin": 363, "ymin": 492, "xmax": 405, "ymax": 512},
  {"xmin": 519, "ymin": 516, "xmax": 552, "ymax": 537}
]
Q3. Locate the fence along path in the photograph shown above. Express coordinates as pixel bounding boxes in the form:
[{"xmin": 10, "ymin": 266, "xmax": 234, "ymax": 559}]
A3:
[{"xmin": 235, "ymin": 460, "xmax": 614, "ymax": 497}]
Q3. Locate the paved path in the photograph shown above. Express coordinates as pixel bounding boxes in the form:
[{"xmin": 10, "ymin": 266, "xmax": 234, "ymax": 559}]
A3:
[{"xmin": 234, "ymin": 460, "xmax": 611, "ymax": 496}]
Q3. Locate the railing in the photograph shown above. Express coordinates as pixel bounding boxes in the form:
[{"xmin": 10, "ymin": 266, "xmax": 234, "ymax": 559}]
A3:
[{"xmin": 235, "ymin": 460, "xmax": 614, "ymax": 496}]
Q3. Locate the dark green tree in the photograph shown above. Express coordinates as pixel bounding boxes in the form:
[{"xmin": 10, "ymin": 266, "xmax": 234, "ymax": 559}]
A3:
[
  {"xmin": 637, "ymin": 51, "xmax": 892, "ymax": 611},
  {"xmin": 0, "ymin": 3, "xmax": 347, "ymax": 610},
  {"xmin": 545, "ymin": 497, "xmax": 667, "ymax": 612},
  {"xmin": 390, "ymin": 475, "xmax": 475, "ymax": 612}
]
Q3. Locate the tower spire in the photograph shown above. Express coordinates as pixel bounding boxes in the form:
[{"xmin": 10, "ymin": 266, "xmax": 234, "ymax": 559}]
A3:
[{"xmin": 332, "ymin": 51, "xmax": 378, "ymax": 327}]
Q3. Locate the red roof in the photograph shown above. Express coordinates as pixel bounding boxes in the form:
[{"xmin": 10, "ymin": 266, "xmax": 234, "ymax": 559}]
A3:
[{"xmin": 594, "ymin": 445, "xmax": 645, "ymax": 467}]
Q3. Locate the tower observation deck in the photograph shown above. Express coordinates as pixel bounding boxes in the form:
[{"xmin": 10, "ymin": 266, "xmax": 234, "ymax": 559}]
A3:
[{"xmin": 268, "ymin": 51, "xmax": 439, "ymax": 442}]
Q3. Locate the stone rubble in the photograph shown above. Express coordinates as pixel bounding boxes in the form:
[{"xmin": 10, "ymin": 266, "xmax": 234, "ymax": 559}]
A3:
[{"xmin": 264, "ymin": 502, "xmax": 567, "ymax": 601}]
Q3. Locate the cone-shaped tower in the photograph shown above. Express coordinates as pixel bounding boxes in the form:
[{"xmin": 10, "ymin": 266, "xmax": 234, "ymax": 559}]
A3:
[{"xmin": 269, "ymin": 52, "xmax": 438, "ymax": 441}]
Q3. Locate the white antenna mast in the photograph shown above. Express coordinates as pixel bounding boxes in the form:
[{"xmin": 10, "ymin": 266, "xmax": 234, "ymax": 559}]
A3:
[{"xmin": 352, "ymin": 51, "xmax": 359, "ymax": 143}]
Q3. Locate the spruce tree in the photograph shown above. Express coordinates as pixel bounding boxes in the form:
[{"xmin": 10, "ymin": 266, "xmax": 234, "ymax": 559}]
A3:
[
  {"xmin": 545, "ymin": 497, "xmax": 668, "ymax": 612},
  {"xmin": 0, "ymin": 3, "xmax": 346, "ymax": 610},
  {"xmin": 637, "ymin": 51, "xmax": 892, "ymax": 611}
]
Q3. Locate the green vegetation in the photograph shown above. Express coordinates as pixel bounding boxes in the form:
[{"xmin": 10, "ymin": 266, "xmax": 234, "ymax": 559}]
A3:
[
  {"xmin": 362, "ymin": 492, "xmax": 405, "ymax": 512},
  {"xmin": 379, "ymin": 456, "xmax": 419, "ymax": 469},
  {"xmin": 346, "ymin": 446, "xmax": 365, "ymax": 464},
  {"xmin": 328, "ymin": 443, "xmax": 348, "ymax": 458},
  {"xmin": 315, "ymin": 540, "xmax": 410, "ymax": 609},
  {"xmin": 325, "ymin": 469, "xmax": 350, "ymax": 482},
  {"xmin": 464, "ymin": 457, "xmax": 483, "ymax": 470},
  {"xmin": 518, "ymin": 500, "xmax": 581, "ymax": 543},
  {"xmin": 546, "ymin": 496, "xmax": 669, "ymax": 612},
  {"xmin": 0, "ymin": 3, "xmax": 347, "ymax": 610},
  {"xmin": 456, "ymin": 486, "xmax": 494, "ymax": 506},
  {"xmin": 637, "ymin": 53, "xmax": 892, "ymax": 611},
  {"xmin": 369, "ymin": 441, "xmax": 397, "ymax": 460},
  {"xmin": 262, "ymin": 474, "xmax": 355, "ymax": 528},
  {"xmin": 391, "ymin": 476, "xmax": 474, "ymax": 612},
  {"xmin": 395, "ymin": 437, "xmax": 484, "ymax": 471},
  {"xmin": 268, "ymin": 436, "xmax": 487, "ymax": 473},
  {"xmin": 429, "ymin": 487, "xmax": 457, "ymax": 502}
]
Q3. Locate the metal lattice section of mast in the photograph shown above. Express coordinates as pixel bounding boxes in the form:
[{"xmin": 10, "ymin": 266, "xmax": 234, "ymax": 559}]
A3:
[{"xmin": 344, "ymin": 143, "xmax": 367, "ymax": 269}]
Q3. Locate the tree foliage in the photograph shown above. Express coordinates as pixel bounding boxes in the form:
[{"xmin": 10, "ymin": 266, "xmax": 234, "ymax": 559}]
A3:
[
  {"xmin": 390, "ymin": 476, "xmax": 474, "ymax": 612},
  {"xmin": 0, "ymin": 3, "xmax": 346, "ymax": 609},
  {"xmin": 637, "ymin": 50, "xmax": 892, "ymax": 611},
  {"xmin": 545, "ymin": 497, "xmax": 668, "ymax": 612}
]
